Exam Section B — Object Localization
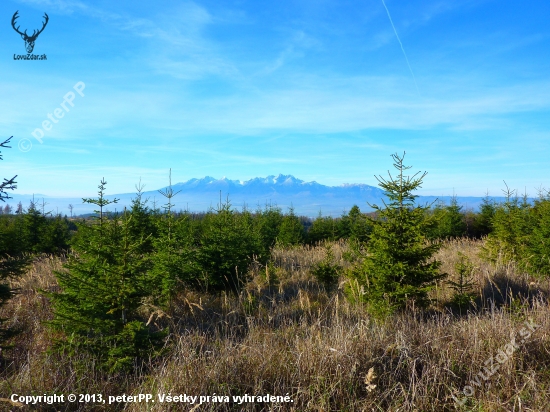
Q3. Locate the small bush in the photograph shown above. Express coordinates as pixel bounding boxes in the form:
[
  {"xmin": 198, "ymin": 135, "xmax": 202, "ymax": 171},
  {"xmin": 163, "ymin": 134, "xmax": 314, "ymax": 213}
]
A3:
[
  {"xmin": 447, "ymin": 252, "xmax": 477, "ymax": 312},
  {"xmin": 311, "ymin": 245, "xmax": 340, "ymax": 291}
]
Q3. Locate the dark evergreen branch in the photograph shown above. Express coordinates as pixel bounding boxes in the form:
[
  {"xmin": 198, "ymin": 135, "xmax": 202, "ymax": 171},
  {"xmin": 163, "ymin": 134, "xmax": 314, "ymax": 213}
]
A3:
[{"xmin": 0, "ymin": 137, "xmax": 17, "ymax": 202}]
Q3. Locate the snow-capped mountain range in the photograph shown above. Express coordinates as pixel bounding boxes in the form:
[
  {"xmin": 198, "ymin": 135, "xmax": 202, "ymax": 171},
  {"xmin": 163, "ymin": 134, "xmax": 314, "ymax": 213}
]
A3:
[{"xmin": 5, "ymin": 174, "xmax": 502, "ymax": 217}]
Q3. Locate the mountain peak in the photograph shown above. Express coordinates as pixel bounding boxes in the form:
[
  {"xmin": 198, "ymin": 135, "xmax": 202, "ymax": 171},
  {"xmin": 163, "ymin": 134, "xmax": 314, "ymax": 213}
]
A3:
[
  {"xmin": 160, "ymin": 174, "xmax": 384, "ymax": 202},
  {"xmin": 272, "ymin": 174, "xmax": 303, "ymax": 185}
]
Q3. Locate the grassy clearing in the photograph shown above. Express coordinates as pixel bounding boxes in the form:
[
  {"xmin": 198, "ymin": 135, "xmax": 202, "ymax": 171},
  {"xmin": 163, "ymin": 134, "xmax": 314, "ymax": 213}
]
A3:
[{"xmin": 1, "ymin": 239, "xmax": 549, "ymax": 411}]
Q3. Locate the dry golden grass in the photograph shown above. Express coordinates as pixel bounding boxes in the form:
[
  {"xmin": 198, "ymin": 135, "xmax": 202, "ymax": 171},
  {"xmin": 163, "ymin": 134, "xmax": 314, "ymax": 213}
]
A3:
[{"xmin": 1, "ymin": 239, "xmax": 550, "ymax": 411}]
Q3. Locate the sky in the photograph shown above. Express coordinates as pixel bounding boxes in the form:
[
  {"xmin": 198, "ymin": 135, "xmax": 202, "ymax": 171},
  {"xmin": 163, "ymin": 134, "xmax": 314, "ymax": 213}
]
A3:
[{"xmin": 1, "ymin": 0, "xmax": 550, "ymax": 198}]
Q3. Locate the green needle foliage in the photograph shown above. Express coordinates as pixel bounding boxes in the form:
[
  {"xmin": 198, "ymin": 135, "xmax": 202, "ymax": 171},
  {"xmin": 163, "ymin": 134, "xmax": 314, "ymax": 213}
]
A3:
[
  {"xmin": 346, "ymin": 152, "xmax": 446, "ymax": 318},
  {"xmin": 0, "ymin": 136, "xmax": 31, "ymax": 348},
  {"xmin": 482, "ymin": 185, "xmax": 533, "ymax": 266},
  {"xmin": 473, "ymin": 194, "xmax": 496, "ymax": 237},
  {"xmin": 307, "ymin": 206, "xmax": 372, "ymax": 244},
  {"xmin": 48, "ymin": 179, "xmax": 165, "ymax": 372},
  {"xmin": 481, "ymin": 184, "xmax": 550, "ymax": 278},
  {"xmin": 277, "ymin": 206, "xmax": 305, "ymax": 246},
  {"xmin": 311, "ymin": 244, "xmax": 340, "ymax": 291},
  {"xmin": 197, "ymin": 199, "xmax": 261, "ymax": 293},
  {"xmin": 427, "ymin": 196, "xmax": 467, "ymax": 240},
  {"xmin": 345, "ymin": 205, "xmax": 372, "ymax": 243},
  {"xmin": 447, "ymin": 252, "xmax": 477, "ymax": 312},
  {"xmin": 307, "ymin": 212, "xmax": 338, "ymax": 244},
  {"xmin": 254, "ymin": 205, "xmax": 283, "ymax": 260},
  {"xmin": 150, "ymin": 173, "xmax": 198, "ymax": 306},
  {"xmin": 523, "ymin": 193, "xmax": 550, "ymax": 277},
  {"xmin": 127, "ymin": 183, "xmax": 157, "ymax": 256},
  {"xmin": 0, "ymin": 137, "xmax": 17, "ymax": 203}
]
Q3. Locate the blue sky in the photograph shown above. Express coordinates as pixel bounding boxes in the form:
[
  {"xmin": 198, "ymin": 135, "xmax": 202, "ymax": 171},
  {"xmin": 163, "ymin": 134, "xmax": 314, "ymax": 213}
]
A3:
[{"xmin": 1, "ymin": 0, "xmax": 549, "ymax": 198}]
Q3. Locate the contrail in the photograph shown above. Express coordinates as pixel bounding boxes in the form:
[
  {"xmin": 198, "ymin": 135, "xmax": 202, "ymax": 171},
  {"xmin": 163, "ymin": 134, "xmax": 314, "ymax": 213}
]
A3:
[{"xmin": 380, "ymin": 0, "xmax": 420, "ymax": 95}]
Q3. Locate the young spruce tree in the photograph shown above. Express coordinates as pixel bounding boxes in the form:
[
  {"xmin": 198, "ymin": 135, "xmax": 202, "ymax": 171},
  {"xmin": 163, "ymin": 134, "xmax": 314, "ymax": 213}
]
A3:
[
  {"xmin": 150, "ymin": 173, "xmax": 198, "ymax": 306},
  {"xmin": 277, "ymin": 206, "xmax": 305, "ymax": 246},
  {"xmin": 482, "ymin": 185, "xmax": 532, "ymax": 266},
  {"xmin": 198, "ymin": 199, "xmax": 261, "ymax": 293},
  {"xmin": 523, "ymin": 193, "xmax": 550, "ymax": 277},
  {"xmin": 49, "ymin": 179, "xmax": 165, "ymax": 372},
  {"xmin": 427, "ymin": 196, "xmax": 466, "ymax": 240},
  {"xmin": 346, "ymin": 152, "xmax": 446, "ymax": 317}
]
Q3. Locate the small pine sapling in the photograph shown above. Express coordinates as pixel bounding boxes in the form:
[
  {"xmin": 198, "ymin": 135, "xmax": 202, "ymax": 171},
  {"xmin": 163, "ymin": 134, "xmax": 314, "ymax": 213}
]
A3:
[
  {"xmin": 48, "ymin": 179, "xmax": 165, "ymax": 372},
  {"xmin": 150, "ymin": 171, "xmax": 198, "ymax": 306},
  {"xmin": 520, "ymin": 189, "xmax": 550, "ymax": 278},
  {"xmin": 447, "ymin": 252, "xmax": 477, "ymax": 312},
  {"xmin": 198, "ymin": 198, "xmax": 261, "ymax": 293},
  {"xmin": 311, "ymin": 244, "xmax": 340, "ymax": 291},
  {"xmin": 276, "ymin": 206, "xmax": 305, "ymax": 247},
  {"xmin": 345, "ymin": 152, "xmax": 446, "ymax": 318},
  {"xmin": 482, "ymin": 183, "xmax": 532, "ymax": 266}
]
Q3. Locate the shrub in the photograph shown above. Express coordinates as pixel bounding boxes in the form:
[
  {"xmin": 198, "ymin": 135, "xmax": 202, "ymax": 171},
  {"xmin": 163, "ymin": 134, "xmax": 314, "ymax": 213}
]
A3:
[{"xmin": 311, "ymin": 244, "xmax": 340, "ymax": 291}]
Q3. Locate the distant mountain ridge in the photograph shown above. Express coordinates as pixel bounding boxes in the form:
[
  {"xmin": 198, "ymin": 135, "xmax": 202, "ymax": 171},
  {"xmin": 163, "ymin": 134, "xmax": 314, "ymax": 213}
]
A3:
[
  {"xmin": 167, "ymin": 174, "xmax": 384, "ymax": 196},
  {"xmin": 6, "ymin": 174, "xmax": 506, "ymax": 217}
]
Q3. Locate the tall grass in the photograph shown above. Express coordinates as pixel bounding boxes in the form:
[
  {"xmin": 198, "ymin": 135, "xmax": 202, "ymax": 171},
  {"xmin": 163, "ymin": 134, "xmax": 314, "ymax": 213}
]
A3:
[{"xmin": 1, "ymin": 239, "xmax": 549, "ymax": 411}]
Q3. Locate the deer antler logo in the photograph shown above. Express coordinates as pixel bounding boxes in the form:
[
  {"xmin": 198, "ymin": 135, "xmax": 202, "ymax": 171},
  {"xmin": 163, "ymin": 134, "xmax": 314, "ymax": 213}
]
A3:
[{"xmin": 11, "ymin": 11, "xmax": 49, "ymax": 54}]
